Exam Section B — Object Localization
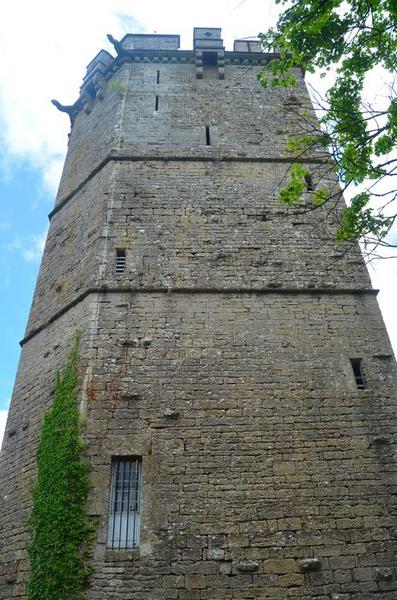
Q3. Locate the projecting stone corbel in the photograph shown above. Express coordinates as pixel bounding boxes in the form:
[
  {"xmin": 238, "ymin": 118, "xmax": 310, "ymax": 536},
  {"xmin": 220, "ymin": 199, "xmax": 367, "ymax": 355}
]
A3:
[
  {"xmin": 51, "ymin": 99, "xmax": 81, "ymax": 127},
  {"xmin": 195, "ymin": 50, "xmax": 203, "ymax": 79},
  {"xmin": 79, "ymin": 72, "xmax": 107, "ymax": 115},
  {"xmin": 91, "ymin": 73, "xmax": 106, "ymax": 101},
  {"xmin": 82, "ymin": 91, "xmax": 94, "ymax": 115},
  {"xmin": 107, "ymin": 34, "xmax": 128, "ymax": 57},
  {"xmin": 217, "ymin": 50, "xmax": 225, "ymax": 80}
]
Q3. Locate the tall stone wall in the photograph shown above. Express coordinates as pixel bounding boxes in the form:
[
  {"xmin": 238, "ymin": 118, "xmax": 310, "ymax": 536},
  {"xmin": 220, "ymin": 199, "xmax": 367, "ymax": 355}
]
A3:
[
  {"xmin": 1, "ymin": 28, "xmax": 396, "ymax": 600},
  {"xmin": 85, "ymin": 291, "xmax": 397, "ymax": 599}
]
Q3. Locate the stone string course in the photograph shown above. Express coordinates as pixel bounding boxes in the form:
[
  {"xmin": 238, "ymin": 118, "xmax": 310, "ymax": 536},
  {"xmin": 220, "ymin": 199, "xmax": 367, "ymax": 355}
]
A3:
[{"xmin": 1, "ymin": 28, "xmax": 397, "ymax": 599}]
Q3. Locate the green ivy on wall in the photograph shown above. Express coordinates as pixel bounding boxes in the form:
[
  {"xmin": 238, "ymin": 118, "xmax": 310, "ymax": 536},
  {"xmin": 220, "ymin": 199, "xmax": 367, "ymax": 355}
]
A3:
[{"xmin": 28, "ymin": 335, "xmax": 92, "ymax": 600}]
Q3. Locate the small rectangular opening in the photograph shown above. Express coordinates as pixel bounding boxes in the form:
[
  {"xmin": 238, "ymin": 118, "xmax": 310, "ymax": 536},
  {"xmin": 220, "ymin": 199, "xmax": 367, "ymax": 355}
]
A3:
[
  {"xmin": 115, "ymin": 249, "xmax": 126, "ymax": 275},
  {"xmin": 202, "ymin": 52, "xmax": 218, "ymax": 66},
  {"xmin": 350, "ymin": 358, "xmax": 365, "ymax": 390},
  {"xmin": 305, "ymin": 173, "xmax": 314, "ymax": 192},
  {"xmin": 156, "ymin": 70, "xmax": 160, "ymax": 84},
  {"xmin": 155, "ymin": 95, "xmax": 159, "ymax": 111},
  {"xmin": 205, "ymin": 126, "xmax": 211, "ymax": 146}
]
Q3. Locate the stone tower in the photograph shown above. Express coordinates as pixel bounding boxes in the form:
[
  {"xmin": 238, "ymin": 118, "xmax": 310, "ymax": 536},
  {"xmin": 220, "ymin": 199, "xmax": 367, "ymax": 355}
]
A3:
[{"xmin": 1, "ymin": 27, "xmax": 397, "ymax": 599}]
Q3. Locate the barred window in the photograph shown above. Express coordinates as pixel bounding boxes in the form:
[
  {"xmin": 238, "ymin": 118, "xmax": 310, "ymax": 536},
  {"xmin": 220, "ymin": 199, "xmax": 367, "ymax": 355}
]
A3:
[
  {"xmin": 107, "ymin": 457, "xmax": 142, "ymax": 549},
  {"xmin": 115, "ymin": 249, "xmax": 126, "ymax": 275}
]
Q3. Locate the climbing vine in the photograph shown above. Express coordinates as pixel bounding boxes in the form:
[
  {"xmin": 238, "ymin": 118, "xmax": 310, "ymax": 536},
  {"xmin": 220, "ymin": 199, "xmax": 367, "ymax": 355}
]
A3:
[{"xmin": 28, "ymin": 335, "xmax": 92, "ymax": 600}]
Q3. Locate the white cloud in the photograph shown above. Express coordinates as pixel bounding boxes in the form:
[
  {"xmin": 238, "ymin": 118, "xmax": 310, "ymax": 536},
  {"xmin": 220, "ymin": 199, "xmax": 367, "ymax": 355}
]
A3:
[
  {"xmin": 6, "ymin": 227, "xmax": 48, "ymax": 263},
  {"xmin": 22, "ymin": 230, "xmax": 48, "ymax": 263},
  {"xmin": 0, "ymin": 1, "xmax": 277, "ymax": 194},
  {"xmin": 0, "ymin": 2, "xmax": 140, "ymax": 193},
  {"xmin": 0, "ymin": 410, "xmax": 7, "ymax": 449},
  {"xmin": 367, "ymin": 255, "xmax": 397, "ymax": 355}
]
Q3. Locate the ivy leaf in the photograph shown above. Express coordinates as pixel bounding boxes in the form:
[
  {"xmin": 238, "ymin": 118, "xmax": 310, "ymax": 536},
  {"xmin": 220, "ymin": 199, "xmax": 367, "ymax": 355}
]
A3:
[{"xmin": 28, "ymin": 334, "xmax": 93, "ymax": 600}]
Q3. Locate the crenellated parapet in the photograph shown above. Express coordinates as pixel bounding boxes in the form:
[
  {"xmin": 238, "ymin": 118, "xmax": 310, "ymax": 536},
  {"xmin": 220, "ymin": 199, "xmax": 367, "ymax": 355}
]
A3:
[
  {"xmin": 51, "ymin": 26, "xmax": 317, "ymax": 209},
  {"xmin": 193, "ymin": 27, "xmax": 225, "ymax": 79},
  {"xmin": 52, "ymin": 27, "xmax": 278, "ymax": 125}
]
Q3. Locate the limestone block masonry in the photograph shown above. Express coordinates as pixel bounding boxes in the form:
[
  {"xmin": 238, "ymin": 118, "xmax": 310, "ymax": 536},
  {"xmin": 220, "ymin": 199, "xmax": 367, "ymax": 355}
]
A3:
[{"xmin": 1, "ymin": 27, "xmax": 397, "ymax": 600}]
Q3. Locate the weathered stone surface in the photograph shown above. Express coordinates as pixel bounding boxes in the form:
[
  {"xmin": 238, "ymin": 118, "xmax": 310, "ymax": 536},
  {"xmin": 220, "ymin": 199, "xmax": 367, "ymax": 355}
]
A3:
[
  {"xmin": 1, "ymin": 27, "xmax": 397, "ymax": 600},
  {"xmin": 374, "ymin": 567, "xmax": 394, "ymax": 581},
  {"xmin": 298, "ymin": 558, "xmax": 322, "ymax": 572},
  {"xmin": 263, "ymin": 559, "xmax": 297, "ymax": 574},
  {"xmin": 236, "ymin": 560, "xmax": 259, "ymax": 572},
  {"xmin": 207, "ymin": 548, "xmax": 225, "ymax": 561}
]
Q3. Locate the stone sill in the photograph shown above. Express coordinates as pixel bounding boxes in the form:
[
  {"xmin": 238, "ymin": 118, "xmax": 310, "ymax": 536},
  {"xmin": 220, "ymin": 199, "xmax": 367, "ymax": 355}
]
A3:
[{"xmin": 105, "ymin": 548, "xmax": 140, "ymax": 562}]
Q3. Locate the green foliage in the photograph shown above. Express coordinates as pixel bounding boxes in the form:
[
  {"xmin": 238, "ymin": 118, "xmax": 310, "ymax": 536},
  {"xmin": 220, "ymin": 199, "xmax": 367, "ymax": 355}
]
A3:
[
  {"xmin": 259, "ymin": 0, "xmax": 397, "ymax": 249},
  {"xmin": 337, "ymin": 193, "xmax": 393, "ymax": 240},
  {"xmin": 109, "ymin": 79, "xmax": 127, "ymax": 96},
  {"xmin": 279, "ymin": 163, "xmax": 310, "ymax": 205},
  {"xmin": 313, "ymin": 187, "xmax": 330, "ymax": 207},
  {"xmin": 28, "ymin": 335, "xmax": 92, "ymax": 600},
  {"xmin": 277, "ymin": 163, "xmax": 329, "ymax": 209}
]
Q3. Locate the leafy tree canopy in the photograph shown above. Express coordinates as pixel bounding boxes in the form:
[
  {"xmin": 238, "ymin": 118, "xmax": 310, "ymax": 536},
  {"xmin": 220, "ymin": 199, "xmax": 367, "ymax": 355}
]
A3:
[{"xmin": 259, "ymin": 0, "xmax": 397, "ymax": 257}]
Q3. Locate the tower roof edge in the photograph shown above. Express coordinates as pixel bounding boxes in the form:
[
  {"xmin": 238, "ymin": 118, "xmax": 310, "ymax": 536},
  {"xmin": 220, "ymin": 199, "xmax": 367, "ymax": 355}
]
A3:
[{"xmin": 120, "ymin": 33, "xmax": 180, "ymax": 51}]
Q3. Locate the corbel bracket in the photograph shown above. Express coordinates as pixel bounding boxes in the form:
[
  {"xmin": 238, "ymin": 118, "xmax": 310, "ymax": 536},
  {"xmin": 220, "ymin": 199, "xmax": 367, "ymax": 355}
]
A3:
[{"xmin": 51, "ymin": 99, "xmax": 82, "ymax": 127}]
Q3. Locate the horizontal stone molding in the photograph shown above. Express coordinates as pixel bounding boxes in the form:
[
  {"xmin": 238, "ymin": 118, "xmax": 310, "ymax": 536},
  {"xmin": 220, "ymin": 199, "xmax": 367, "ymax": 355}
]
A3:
[
  {"xmin": 111, "ymin": 50, "xmax": 275, "ymax": 67},
  {"xmin": 50, "ymin": 154, "xmax": 330, "ymax": 220},
  {"xmin": 21, "ymin": 285, "xmax": 379, "ymax": 347},
  {"xmin": 88, "ymin": 49, "xmax": 278, "ymax": 89}
]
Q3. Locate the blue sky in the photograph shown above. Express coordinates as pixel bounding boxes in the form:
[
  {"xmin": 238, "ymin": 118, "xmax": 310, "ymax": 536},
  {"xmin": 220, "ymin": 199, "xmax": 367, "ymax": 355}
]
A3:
[
  {"xmin": 1, "ymin": 0, "xmax": 396, "ymax": 444},
  {"xmin": 0, "ymin": 166, "xmax": 48, "ymax": 409}
]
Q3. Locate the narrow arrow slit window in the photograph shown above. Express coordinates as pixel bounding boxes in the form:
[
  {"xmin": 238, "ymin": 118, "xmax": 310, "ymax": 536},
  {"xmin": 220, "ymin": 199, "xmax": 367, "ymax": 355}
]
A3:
[
  {"xmin": 107, "ymin": 457, "xmax": 142, "ymax": 549},
  {"xmin": 305, "ymin": 173, "xmax": 314, "ymax": 191},
  {"xmin": 350, "ymin": 358, "xmax": 365, "ymax": 390},
  {"xmin": 205, "ymin": 126, "xmax": 211, "ymax": 146}
]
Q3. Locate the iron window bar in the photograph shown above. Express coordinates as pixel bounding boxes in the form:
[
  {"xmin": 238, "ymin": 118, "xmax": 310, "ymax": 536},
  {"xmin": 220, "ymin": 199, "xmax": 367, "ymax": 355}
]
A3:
[
  {"xmin": 107, "ymin": 457, "xmax": 142, "ymax": 549},
  {"xmin": 115, "ymin": 249, "xmax": 126, "ymax": 275}
]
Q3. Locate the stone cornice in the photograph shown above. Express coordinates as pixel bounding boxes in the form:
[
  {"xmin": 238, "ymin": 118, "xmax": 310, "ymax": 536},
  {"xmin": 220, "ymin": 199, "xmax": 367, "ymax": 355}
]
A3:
[{"xmin": 106, "ymin": 49, "xmax": 276, "ymax": 66}]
